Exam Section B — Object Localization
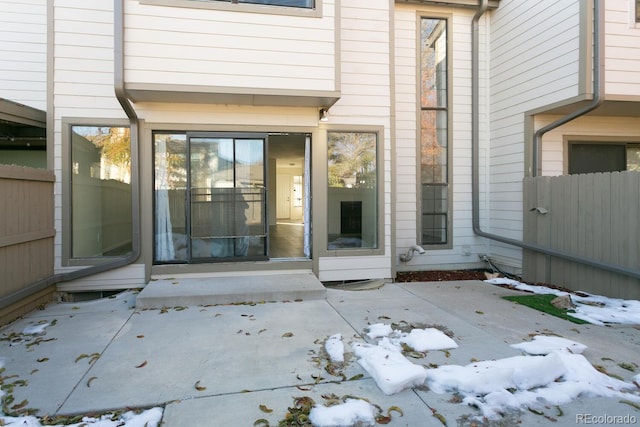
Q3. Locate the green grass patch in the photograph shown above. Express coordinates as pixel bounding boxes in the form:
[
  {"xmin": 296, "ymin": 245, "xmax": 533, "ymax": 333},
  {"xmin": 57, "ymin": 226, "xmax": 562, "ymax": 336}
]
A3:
[{"xmin": 502, "ymin": 294, "xmax": 588, "ymax": 324}]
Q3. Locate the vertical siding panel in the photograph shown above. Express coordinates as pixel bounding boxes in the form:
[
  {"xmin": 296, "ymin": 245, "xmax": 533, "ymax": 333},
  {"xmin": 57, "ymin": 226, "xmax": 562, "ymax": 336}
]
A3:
[
  {"xmin": 535, "ymin": 177, "xmax": 551, "ymax": 282},
  {"xmin": 522, "ymin": 177, "xmax": 538, "ymax": 280},
  {"xmin": 623, "ymin": 172, "xmax": 640, "ymax": 299},
  {"xmin": 549, "ymin": 175, "xmax": 568, "ymax": 287},
  {"xmin": 592, "ymin": 173, "xmax": 610, "ymax": 295}
]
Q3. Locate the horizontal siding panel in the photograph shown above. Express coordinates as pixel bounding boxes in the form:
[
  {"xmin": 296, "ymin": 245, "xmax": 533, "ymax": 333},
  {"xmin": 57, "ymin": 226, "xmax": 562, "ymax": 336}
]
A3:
[
  {"xmin": 0, "ymin": 0, "xmax": 46, "ymax": 109},
  {"xmin": 123, "ymin": 0, "xmax": 337, "ymax": 92}
]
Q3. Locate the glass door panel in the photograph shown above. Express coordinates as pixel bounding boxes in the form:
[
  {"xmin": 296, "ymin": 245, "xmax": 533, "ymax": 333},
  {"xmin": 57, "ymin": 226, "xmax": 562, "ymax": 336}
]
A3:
[
  {"xmin": 189, "ymin": 137, "xmax": 266, "ymax": 260},
  {"xmin": 154, "ymin": 133, "xmax": 187, "ymax": 262}
]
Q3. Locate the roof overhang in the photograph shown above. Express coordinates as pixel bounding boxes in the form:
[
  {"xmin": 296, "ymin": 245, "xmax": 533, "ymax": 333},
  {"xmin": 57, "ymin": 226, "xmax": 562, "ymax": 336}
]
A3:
[
  {"xmin": 537, "ymin": 99, "xmax": 640, "ymax": 118},
  {"xmin": 125, "ymin": 83, "xmax": 341, "ymax": 108},
  {"xmin": 0, "ymin": 98, "xmax": 46, "ymax": 128}
]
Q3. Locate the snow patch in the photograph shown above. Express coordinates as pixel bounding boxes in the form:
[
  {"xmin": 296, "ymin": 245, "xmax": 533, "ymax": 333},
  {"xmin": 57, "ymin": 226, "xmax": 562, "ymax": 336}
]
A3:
[
  {"xmin": 511, "ymin": 335, "xmax": 587, "ymax": 355},
  {"xmin": 308, "ymin": 399, "xmax": 376, "ymax": 427},
  {"xmin": 324, "ymin": 334, "xmax": 344, "ymax": 363},
  {"xmin": 352, "ymin": 343, "xmax": 427, "ymax": 395},
  {"xmin": 485, "ymin": 278, "xmax": 640, "ymax": 325}
]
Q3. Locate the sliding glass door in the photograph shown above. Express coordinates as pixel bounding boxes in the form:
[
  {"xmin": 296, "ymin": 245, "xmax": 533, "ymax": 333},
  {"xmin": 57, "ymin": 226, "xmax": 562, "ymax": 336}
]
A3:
[{"xmin": 154, "ymin": 132, "xmax": 266, "ymax": 263}]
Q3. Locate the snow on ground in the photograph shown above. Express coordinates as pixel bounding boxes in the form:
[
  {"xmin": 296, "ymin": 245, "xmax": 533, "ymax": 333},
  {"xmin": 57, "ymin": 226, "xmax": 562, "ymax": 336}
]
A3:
[
  {"xmin": 0, "ymin": 409, "xmax": 163, "ymax": 427},
  {"xmin": 309, "ymin": 399, "xmax": 377, "ymax": 427},
  {"xmin": 315, "ymin": 321, "xmax": 640, "ymax": 425},
  {"xmin": 324, "ymin": 333, "xmax": 344, "ymax": 363},
  {"xmin": 427, "ymin": 335, "xmax": 640, "ymax": 420},
  {"xmin": 485, "ymin": 277, "xmax": 640, "ymax": 325}
]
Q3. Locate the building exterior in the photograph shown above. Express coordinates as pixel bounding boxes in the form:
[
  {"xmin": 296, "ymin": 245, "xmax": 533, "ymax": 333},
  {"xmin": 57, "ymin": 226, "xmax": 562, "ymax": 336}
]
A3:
[{"xmin": 1, "ymin": 0, "xmax": 638, "ymax": 292}]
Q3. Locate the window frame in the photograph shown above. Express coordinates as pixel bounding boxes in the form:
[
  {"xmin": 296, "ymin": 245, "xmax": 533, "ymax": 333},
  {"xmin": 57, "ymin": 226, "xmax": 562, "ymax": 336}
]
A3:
[
  {"xmin": 138, "ymin": 0, "xmax": 322, "ymax": 18},
  {"xmin": 417, "ymin": 14, "xmax": 453, "ymax": 250},
  {"xmin": 61, "ymin": 118, "xmax": 133, "ymax": 266},
  {"xmin": 319, "ymin": 126, "xmax": 385, "ymax": 258},
  {"xmin": 563, "ymin": 135, "xmax": 640, "ymax": 175}
]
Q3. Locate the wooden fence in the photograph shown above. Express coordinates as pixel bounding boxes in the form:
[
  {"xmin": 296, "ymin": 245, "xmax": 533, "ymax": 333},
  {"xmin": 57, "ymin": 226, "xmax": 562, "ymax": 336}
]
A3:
[
  {"xmin": 523, "ymin": 171, "xmax": 640, "ymax": 300},
  {"xmin": 0, "ymin": 165, "xmax": 56, "ymax": 323}
]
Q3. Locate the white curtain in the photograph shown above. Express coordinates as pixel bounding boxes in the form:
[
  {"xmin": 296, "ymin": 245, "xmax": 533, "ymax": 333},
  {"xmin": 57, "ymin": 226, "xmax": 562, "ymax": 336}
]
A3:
[
  {"xmin": 303, "ymin": 135, "xmax": 312, "ymax": 258},
  {"xmin": 155, "ymin": 137, "xmax": 175, "ymax": 261}
]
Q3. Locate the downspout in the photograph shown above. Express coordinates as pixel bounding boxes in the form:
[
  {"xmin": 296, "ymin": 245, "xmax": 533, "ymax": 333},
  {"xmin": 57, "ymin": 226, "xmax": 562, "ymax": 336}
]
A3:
[
  {"xmin": 532, "ymin": 1, "xmax": 603, "ymax": 177},
  {"xmin": 0, "ymin": 0, "xmax": 142, "ymax": 309},
  {"xmin": 471, "ymin": 0, "xmax": 640, "ymax": 279}
]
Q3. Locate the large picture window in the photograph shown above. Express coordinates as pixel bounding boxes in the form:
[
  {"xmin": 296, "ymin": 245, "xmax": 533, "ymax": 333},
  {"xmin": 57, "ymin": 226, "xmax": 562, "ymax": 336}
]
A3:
[
  {"xmin": 71, "ymin": 126, "xmax": 132, "ymax": 258},
  {"xmin": 420, "ymin": 17, "xmax": 450, "ymax": 246},
  {"xmin": 327, "ymin": 132, "xmax": 378, "ymax": 250}
]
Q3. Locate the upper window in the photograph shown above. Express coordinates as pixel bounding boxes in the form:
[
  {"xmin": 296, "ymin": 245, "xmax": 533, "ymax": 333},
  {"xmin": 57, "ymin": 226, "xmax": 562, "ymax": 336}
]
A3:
[
  {"xmin": 203, "ymin": 0, "xmax": 313, "ymax": 8},
  {"xmin": 420, "ymin": 17, "xmax": 450, "ymax": 247},
  {"xmin": 327, "ymin": 132, "xmax": 378, "ymax": 251},
  {"xmin": 71, "ymin": 126, "xmax": 132, "ymax": 259},
  {"xmin": 636, "ymin": 0, "xmax": 640, "ymax": 22},
  {"xmin": 569, "ymin": 142, "xmax": 640, "ymax": 174}
]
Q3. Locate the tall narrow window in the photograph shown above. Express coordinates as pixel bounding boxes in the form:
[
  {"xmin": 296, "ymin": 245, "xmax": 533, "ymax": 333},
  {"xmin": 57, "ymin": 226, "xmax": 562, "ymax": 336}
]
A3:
[
  {"xmin": 420, "ymin": 17, "xmax": 450, "ymax": 246},
  {"xmin": 327, "ymin": 132, "xmax": 378, "ymax": 250},
  {"xmin": 71, "ymin": 126, "xmax": 132, "ymax": 258}
]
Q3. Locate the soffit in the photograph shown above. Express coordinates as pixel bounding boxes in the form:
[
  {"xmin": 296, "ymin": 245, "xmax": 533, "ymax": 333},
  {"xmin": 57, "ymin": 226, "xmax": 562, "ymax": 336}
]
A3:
[
  {"xmin": 125, "ymin": 84, "xmax": 340, "ymax": 108},
  {"xmin": 542, "ymin": 100, "xmax": 640, "ymax": 118}
]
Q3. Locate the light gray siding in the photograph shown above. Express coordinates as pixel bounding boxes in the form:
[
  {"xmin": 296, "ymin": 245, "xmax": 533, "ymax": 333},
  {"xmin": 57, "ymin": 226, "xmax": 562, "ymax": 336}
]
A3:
[
  {"xmin": 489, "ymin": 0, "xmax": 582, "ymax": 266},
  {"xmin": 394, "ymin": 4, "xmax": 489, "ymax": 271},
  {"xmin": 0, "ymin": 0, "xmax": 47, "ymax": 110},
  {"xmin": 123, "ymin": 0, "xmax": 337, "ymax": 93},
  {"xmin": 604, "ymin": 0, "xmax": 640, "ymax": 97}
]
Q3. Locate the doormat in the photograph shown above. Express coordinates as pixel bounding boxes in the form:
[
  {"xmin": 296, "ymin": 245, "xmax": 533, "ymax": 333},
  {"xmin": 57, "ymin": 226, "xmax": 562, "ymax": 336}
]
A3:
[
  {"xmin": 324, "ymin": 279, "xmax": 386, "ymax": 291},
  {"xmin": 502, "ymin": 294, "xmax": 588, "ymax": 324}
]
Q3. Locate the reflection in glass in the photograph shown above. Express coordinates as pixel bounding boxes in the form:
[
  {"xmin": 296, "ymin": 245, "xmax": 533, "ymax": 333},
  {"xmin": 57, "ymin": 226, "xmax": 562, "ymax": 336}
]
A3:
[
  {"xmin": 327, "ymin": 132, "xmax": 377, "ymax": 250},
  {"xmin": 71, "ymin": 126, "xmax": 132, "ymax": 258},
  {"xmin": 420, "ymin": 17, "xmax": 449, "ymax": 245},
  {"xmin": 154, "ymin": 134, "xmax": 266, "ymax": 262}
]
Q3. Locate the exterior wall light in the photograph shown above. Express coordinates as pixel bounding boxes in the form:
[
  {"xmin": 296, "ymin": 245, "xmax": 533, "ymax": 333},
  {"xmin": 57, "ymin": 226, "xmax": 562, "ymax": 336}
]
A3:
[{"xmin": 319, "ymin": 108, "xmax": 329, "ymax": 122}]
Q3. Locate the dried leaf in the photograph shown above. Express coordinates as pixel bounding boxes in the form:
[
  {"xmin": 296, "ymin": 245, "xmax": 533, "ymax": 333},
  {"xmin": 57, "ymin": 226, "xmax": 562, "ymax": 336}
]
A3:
[
  {"xmin": 30, "ymin": 369, "xmax": 38, "ymax": 375},
  {"xmin": 86, "ymin": 376, "xmax": 97, "ymax": 387},
  {"xmin": 135, "ymin": 360, "xmax": 148, "ymax": 368},
  {"xmin": 282, "ymin": 332, "xmax": 294, "ymax": 338},
  {"xmin": 253, "ymin": 419, "xmax": 270, "ymax": 427},
  {"xmin": 195, "ymin": 380, "xmax": 206, "ymax": 391},
  {"xmin": 37, "ymin": 358, "xmax": 49, "ymax": 363},
  {"xmin": 348, "ymin": 374, "xmax": 364, "ymax": 381},
  {"xmin": 136, "ymin": 335, "xmax": 145, "ymax": 339},
  {"xmin": 376, "ymin": 415, "xmax": 392, "ymax": 424},
  {"xmin": 75, "ymin": 353, "xmax": 89, "ymax": 363},
  {"xmin": 259, "ymin": 404, "xmax": 273, "ymax": 413},
  {"xmin": 387, "ymin": 406, "xmax": 403, "ymax": 417},
  {"xmin": 11, "ymin": 399, "xmax": 28, "ymax": 410}
]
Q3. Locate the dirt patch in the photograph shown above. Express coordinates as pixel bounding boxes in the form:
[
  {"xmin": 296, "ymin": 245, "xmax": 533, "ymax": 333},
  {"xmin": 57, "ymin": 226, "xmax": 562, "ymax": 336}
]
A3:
[{"xmin": 395, "ymin": 269, "xmax": 490, "ymax": 282}]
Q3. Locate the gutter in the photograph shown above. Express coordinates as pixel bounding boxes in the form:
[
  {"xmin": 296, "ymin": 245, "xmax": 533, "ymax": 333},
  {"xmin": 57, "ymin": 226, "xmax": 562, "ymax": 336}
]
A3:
[
  {"xmin": 471, "ymin": 0, "xmax": 640, "ymax": 280},
  {"xmin": 0, "ymin": 0, "xmax": 142, "ymax": 309}
]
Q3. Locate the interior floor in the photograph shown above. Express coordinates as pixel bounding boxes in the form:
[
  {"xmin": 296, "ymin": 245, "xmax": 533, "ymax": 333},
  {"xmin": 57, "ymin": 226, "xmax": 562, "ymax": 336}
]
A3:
[{"xmin": 269, "ymin": 222, "xmax": 305, "ymax": 258}]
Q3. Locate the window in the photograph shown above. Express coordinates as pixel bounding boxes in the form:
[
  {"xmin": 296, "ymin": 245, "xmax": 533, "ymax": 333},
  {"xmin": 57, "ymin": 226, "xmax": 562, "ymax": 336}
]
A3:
[
  {"xmin": 327, "ymin": 132, "xmax": 378, "ymax": 250},
  {"xmin": 204, "ymin": 0, "xmax": 313, "ymax": 8},
  {"xmin": 420, "ymin": 17, "xmax": 450, "ymax": 246},
  {"xmin": 568, "ymin": 142, "xmax": 640, "ymax": 174},
  {"xmin": 636, "ymin": 0, "xmax": 640, "ymax": 23},
  {"xmin": 71, "ymin": 126, "xmax": 132, "ymax": 258}
]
